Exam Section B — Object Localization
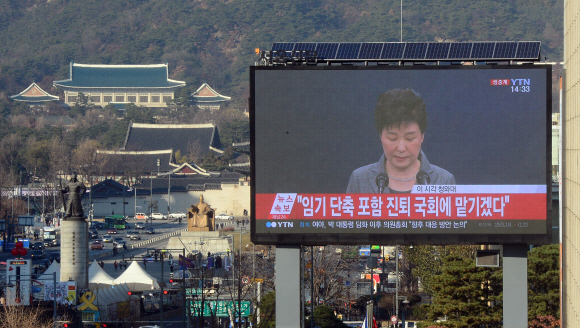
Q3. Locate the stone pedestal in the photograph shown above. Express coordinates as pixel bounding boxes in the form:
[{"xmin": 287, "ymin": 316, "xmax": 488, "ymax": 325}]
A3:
[
  {"xmin": 60, "ymin": 217, "xmax": 89, "ymax": 289},
  {"xmin": 167, "ymin": 231, "xmax": 229, "ymax": 258}
]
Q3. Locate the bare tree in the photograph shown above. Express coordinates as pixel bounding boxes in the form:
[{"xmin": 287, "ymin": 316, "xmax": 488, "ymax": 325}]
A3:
[
  {"xmin": 72, "ymin": 138, "xmax": 98, "ymax": 177},
  {"xmin": 0, "ymin": 134, "xmax": 24, "ymax": 178},
  {"xmin": 0, "ymin": 301, "xmax": 55, "ymax": 328},
  {"xmin": 187, "ymin": 140, "xmax": 204, "ymax": 164},
  {"xmin": 49, "ymin": 136, "xmax": 71, "ymax": 177}
]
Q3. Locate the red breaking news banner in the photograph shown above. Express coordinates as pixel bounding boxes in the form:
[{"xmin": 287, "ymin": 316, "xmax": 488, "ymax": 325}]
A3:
[{"xmin": 256, "ymin": 185, "xmax": 546, "ymax": 221}]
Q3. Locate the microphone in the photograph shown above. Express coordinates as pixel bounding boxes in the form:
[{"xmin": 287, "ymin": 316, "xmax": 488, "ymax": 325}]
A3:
[
  {"xmin": 416, "ymin": 171, "xmax": 430, "ymax": 185},
  {"xmin": 375, "ymin": 173, "xmax": 389, "ymax": 193}
]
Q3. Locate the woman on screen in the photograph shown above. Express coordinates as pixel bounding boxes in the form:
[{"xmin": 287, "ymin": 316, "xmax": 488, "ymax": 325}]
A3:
[{"xmin": 346, "ymin": 88, "xmax": 455, "ymax": 193}]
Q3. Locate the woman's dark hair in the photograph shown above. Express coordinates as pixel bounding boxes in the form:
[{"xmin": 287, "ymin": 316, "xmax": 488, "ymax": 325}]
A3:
[{"xmin": 374, "ymin": 88, "xmax": 428, "ymax": 134}]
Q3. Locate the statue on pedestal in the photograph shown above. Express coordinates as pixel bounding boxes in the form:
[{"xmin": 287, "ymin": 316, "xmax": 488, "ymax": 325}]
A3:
[
  {"xmin": 187, "ymin": 195, "xmax": 215, "ymax": 231},
  {"xmin": 61, "ymin": 173, "xmax": 87, "ymax": 219}
]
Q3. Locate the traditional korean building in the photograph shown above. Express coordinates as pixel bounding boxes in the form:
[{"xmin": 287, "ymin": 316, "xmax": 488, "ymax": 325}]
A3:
[
  {"xmin": 123, "ymin": 123, "xmax": 223, "ymax": 157},
  {"xmin": 191, "ymin": 83, "xmax": 231, "ymax": 110},
  {"xmin": 53, "ymin": 62, "xmax": 185, "ymax": 108},
  {"xmin": 10, "ymin": 82, "xmax": 59, "ymax": 106}
]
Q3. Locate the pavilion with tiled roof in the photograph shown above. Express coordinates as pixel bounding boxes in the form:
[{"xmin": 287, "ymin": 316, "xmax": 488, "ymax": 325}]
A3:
[
  {"xmin": 123, "ymin": 123, "xmax": 223, "ymax": 158},
  {"xmin": 53, "ymin": 62, "xmax": 185, "ymax": 108},
  {"xmin": 191, "ymin": 83, "xmax": 231, "ymax": 110},
  {"xmin": 11, "ymin": 82, "xmax": 60, "ymax": 106}
]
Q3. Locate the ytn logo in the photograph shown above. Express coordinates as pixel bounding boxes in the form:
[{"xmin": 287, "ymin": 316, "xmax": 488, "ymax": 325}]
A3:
[{"xmin": 266, "ymin": 222, "xmax": 293, "ymax": 228}]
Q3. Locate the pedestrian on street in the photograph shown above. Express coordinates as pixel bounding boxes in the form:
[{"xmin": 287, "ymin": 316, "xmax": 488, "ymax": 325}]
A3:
[
  {"xmin": 170, "ymin": 263, "xmax": 174, "ymax": 273},
  {"xmin": 236, "ymin": 220, "xmax": 239, "ymax": 227},
  {"xmin": 143, "ymin": 258, "xmax": 147, "ymax": 268},
  {"xmin": 114, "ymin": 261, "xmax": 118, "ymax": 271}
]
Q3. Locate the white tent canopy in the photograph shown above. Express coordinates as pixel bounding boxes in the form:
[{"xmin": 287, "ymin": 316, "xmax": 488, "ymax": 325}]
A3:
[
  {"xmin": 92, "ymin": 283, "xmax": 132, "ymax": 308},
  {"xmin": 37, "ymin": 260, "xmax": 60, "ymax": 282},
  {"xmin": 112, "ymin": 261, "xmax": 160, "ymax": 291},
  {"xmin": 89, "ymin": 260, "xmax": 115, "ymax": 288}
]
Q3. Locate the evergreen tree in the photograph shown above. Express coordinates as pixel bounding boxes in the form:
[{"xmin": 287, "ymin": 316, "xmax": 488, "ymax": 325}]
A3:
[
  {"xmin": 528, "ymin": 245, "xmax": 559, "ymax": 322},
  {"xmin": 425, "ymin": 255, "xmax": 502, "ymax": 328}
]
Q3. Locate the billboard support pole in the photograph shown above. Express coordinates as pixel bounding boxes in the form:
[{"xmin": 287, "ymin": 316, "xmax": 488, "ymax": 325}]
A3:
[
  {"xmin": 503, "ymin": 244, "xmax": 528, "ymax": 328},
  {"xmin": 276, "ymin": 245, "xmax": 301, "ymax": 328}
]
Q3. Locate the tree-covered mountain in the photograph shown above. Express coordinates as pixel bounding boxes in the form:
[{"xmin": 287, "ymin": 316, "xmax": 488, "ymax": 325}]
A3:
[{"xmin": 0, "ymin": 0, "xmax": 563, "ymax": 104}]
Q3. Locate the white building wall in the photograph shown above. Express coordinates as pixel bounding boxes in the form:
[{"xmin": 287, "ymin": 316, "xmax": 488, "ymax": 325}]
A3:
[{"xmin": 91, "ymin": 184, "xmax": 250, "ymax": 218}]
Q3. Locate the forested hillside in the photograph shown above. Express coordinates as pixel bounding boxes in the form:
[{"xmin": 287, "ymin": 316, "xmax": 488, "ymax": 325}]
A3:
[{"xmin": 0, "ymin": 0, "xmax": 563, "ymax": 102}]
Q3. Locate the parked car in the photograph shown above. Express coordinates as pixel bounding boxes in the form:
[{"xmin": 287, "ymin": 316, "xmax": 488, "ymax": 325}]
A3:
[
  {"xmin": 102, "ymin": 235, "xmax": 113, "ymax": 243},
  {"xmin": 135, "ymin": 222, "xmax": 145, "ymax": 229},
  {"xmin": 169, "ymin": 212, "xmax": 186, "ymax": 219},
  {"xmin": 31, "ymin": 242, "xmax": 44, "ymax": 250},
  {"xmin": 145, "ymin": 227, "xmax": 155, "ymax": 234},
  {"xmin": 215, "ymin": 213, "xmax": 234, "ymax": 220},
  {"xmin": 107, "ymin": 228, "xmax": 118, "ymax": 234},
  {"xmin": 31, "ymin": 250, "xmax": 45, "ymax": 260},
  {"xmin": 135, "ymin": 213, "xmax": 148, "ymax": 220},
  {"xmin": 151, "ymin": 213, "xmax": 166, "ymax": 220},
  {"xmin": 48, "ymin": 252, "xmax": 61, "ymax": 263},
  {"xmin": 91, "ymin": 240, "xmax": 104, "ymax": 250}
]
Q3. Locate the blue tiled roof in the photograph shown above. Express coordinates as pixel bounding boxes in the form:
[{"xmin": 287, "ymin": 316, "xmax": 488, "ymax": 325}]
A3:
[{"xmin": 53, "ymin": 63, "xmax": 186, "ymax": 89}]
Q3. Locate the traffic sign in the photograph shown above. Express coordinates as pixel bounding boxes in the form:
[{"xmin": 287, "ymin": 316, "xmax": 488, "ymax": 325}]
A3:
[
  {"xmin": 390, "ymin": 315, "xmax": 398, "ymax": 325},
  {"xmin": 242, "ymin": 276, "xmax": 250, "ymax": 284}
]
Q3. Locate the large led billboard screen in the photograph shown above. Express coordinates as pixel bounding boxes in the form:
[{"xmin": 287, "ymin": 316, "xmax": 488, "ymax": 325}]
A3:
[{"xmin": 251, "ymin": 65, "xmax": 551, "ymax": 245}]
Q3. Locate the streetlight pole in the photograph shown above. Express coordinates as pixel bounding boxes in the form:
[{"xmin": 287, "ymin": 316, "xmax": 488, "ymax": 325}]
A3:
[
  {"xmin": 395, "ymin": 245, "xmax": 399, "ymax": 321},
  {"xmin": 400, "ymin": 0, "xmax": 403, "ymax": 42}
]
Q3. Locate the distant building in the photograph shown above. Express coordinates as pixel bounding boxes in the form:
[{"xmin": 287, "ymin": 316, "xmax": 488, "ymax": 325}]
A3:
[
  {"xmin": 11, "ymin": 82, "xmax": 59, "ymax": 106},
  {"xmin": 191, "ymin": 83, "xmax": 231, "ymax": 111},
  {"xmin": 53, "ymin": 62, "xmax": 185, "ymax": 108}
]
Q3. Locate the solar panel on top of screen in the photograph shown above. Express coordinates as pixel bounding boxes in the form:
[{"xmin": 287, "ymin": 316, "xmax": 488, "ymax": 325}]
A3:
[
  {"xmin": 380, "ymin": 43, "xmax": 405, "ymax": 59},
  {"xmin": 403, "ymin": 43, "xmax": 428, "ymax": 59},
  {"xmin": 359, "ymin": 43, "xmax": 383, "ymax": 59},
  {"xmin": 425, "ymin": 43, "xmax": 451, "ymax": 59},
  {"xmin": 516, "ymin": 42, "xmax": 541, "ymax": 59},
  {"xmin": 471, "ymin": 42, "xmax": 495, "ymax": 59},
  {"xmin": 448, "ymin": 43, "xmax": 473, "ymax": 59},
  {"xmin": 336, "ymin": 43, "xmax": 362, "ymax": 59},
  {"xmin": 294, "ymin": 43, "xmax": 317, "ymax": 51},
  {"xmin": 271, "ymin": 43, "xmax": 295, "ymax": 51},
  {"xmin": 315, "ymin": 43, "xmax": 339, "ymax": 60},
  {"xmin": 493, "ymin": 42, "xmax": 518, "ymax": 59}
]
